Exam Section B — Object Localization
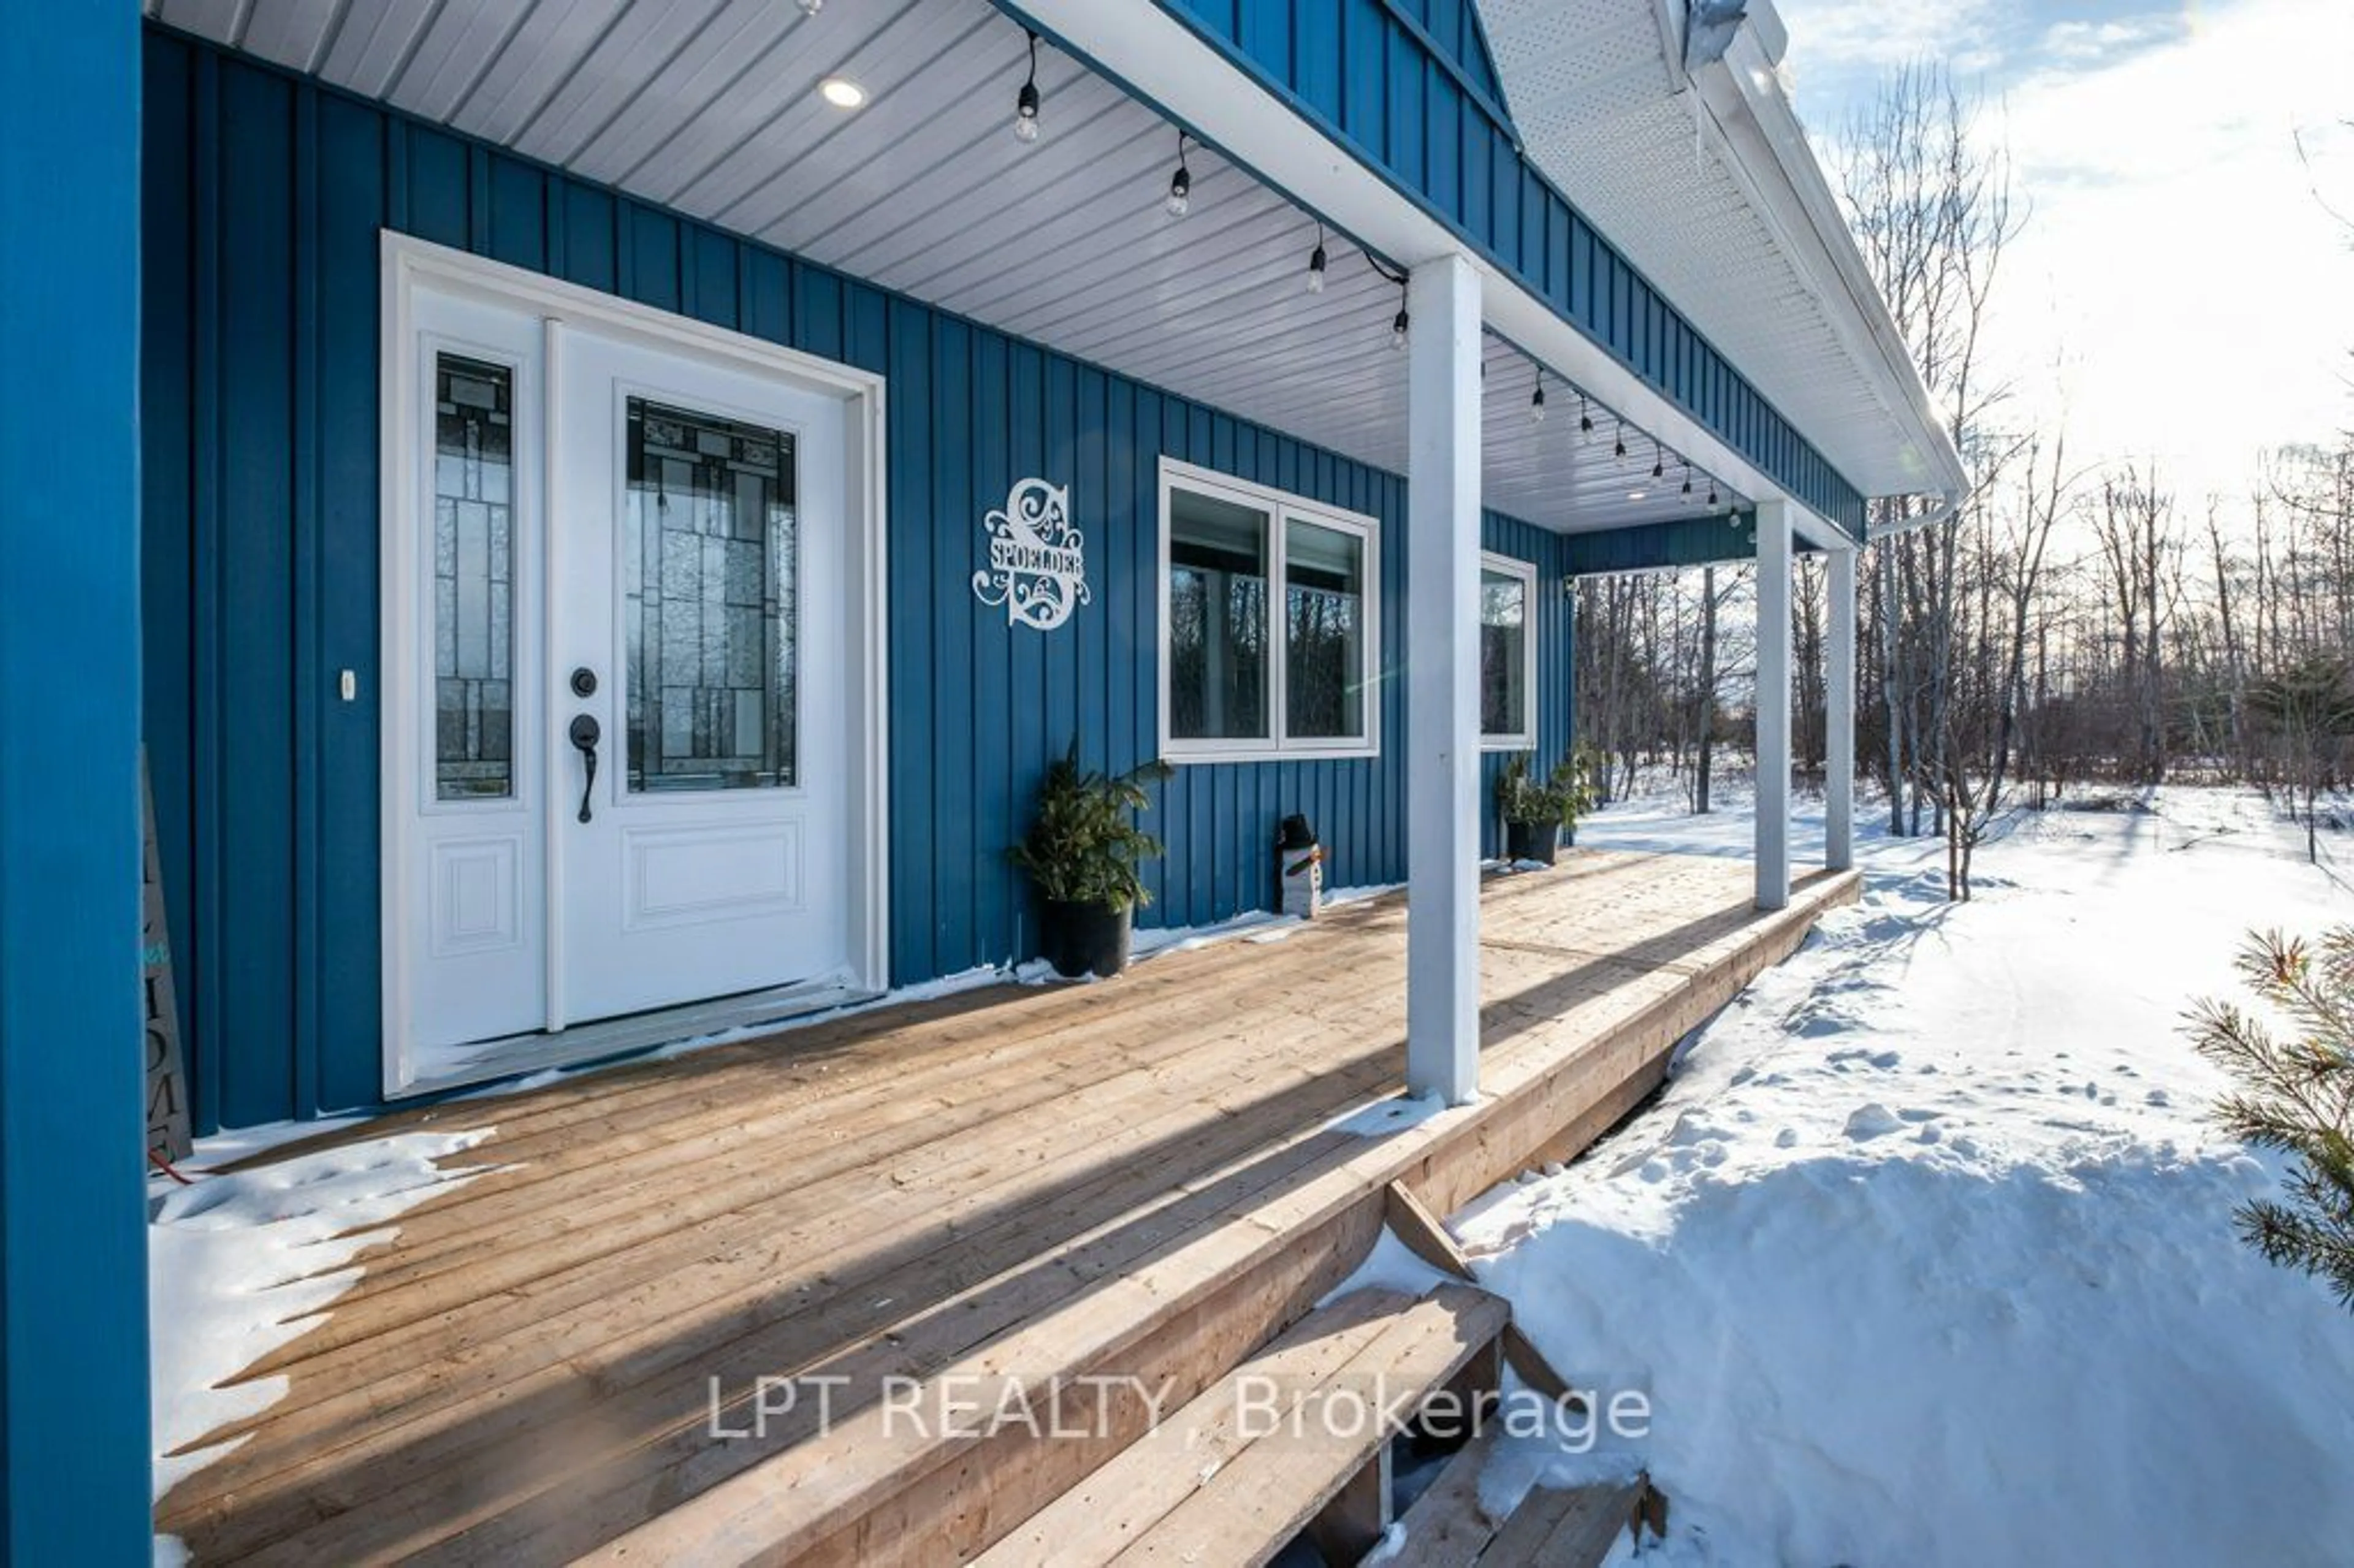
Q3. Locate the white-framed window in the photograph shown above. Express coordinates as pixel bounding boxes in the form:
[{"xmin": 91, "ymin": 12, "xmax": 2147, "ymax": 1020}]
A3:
[
  {"xmin": 1479, "ymin": 552, "xmax": 1539, "ymax": 751},
  {"xmin": 1159, "ymin": 457, "xmax": 1381, "ymax": 763}
]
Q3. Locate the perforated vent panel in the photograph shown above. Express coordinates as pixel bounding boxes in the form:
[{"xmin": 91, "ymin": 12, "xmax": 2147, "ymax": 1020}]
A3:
[{"xmin": 1479, "ymin": 0, "xmax": 1938, "ymax": 497}]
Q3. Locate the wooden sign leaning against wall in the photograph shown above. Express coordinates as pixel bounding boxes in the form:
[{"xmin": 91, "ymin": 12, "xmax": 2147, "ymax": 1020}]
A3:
[{"xmin": 143, "ymin": 749, "xmax": 192, "ymax": 1164}]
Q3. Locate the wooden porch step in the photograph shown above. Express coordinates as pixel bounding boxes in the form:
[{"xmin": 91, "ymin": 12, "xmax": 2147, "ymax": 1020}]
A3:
[
  {"xmin": 1383, "ymin": 1428, "xmax": 1650, "ymax": 1567},
  {"xmin": 972, "ymin": 1284, "xmax": 1510, "ymax": 1567},
  {"xmin": 1471, "ymin": 1480, "xmax": 1643, "ymax": 1566}
]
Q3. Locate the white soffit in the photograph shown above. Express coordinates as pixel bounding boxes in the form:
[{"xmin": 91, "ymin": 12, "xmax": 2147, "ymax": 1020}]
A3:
[
  {"xmin": 1475, "ymin": 0, "xmax": 1965, "ymax": 500},
  {"xmin": 145, "ymin": 0, "xmax": 1762, "ymax": 532}
]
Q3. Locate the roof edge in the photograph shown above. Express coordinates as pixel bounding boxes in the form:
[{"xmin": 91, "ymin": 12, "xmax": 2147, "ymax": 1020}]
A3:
[{"xmin": 1691, "ymin": 13, "xmax": 1967, "ymax": 498}]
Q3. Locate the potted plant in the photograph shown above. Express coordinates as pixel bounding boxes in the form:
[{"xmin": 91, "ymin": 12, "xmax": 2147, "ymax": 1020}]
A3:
[
  {"xmin": 1010, "ymin": 741, "xmax": 1175, "ymax": 978},
  {"xmin": 1496, "ymin": 751, "xmax": 1596, "ymax": 866}
]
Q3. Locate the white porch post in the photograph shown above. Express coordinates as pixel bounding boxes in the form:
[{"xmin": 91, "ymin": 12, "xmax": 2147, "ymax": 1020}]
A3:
[
  {"xmin": 1825, "ymin": 541, "xmax": 1858, "ymax": 873},
  {"xmin": 1405, "ymin": 253, "xmax": 1483, "ymax": 1105},
  {"xmin": 1754, "ymin": 499, "xmax": 1793, "ymax": 910}
]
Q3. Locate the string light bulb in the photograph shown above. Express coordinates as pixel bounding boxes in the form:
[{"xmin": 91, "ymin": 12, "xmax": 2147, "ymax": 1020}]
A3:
[
  {"xmin": 1681, "ymin": 460, "xmax": 1694, "ymax": 497},
  {"xmin": 1613, "ymin": 421, "xmax": 1628, "ymax": 461},
  {"xmin": 1529, "ymin": 371, "xmax": 1547, "ymax": 425},
  {"xmin": 1165, "ymin": 132, "xmax": 1192, "ymax": 217},
  {"xmin": 1306, "ymin": 223, "xmax": 1327, "ymax": 294},
  {"xmin": 1651, "ymin": 440, "xmax": 1666, "ymax": 481},
  {"xmin": 1013, "ymin": 31, "xmax": 1042, "ymax": 143},
  {"xmin": 1579, "ymin": 395, "xmax": 1594, "ymax": 434},
  {"xmin": 1369, "ymin": 261, "xmax": 1409, "ymax": 350}
]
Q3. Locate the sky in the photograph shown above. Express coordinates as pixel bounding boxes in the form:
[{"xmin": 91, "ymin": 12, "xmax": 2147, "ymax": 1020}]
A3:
[{"xmin": 1772, "ymin": 0, "xmax": 2354, "ymax": 507}]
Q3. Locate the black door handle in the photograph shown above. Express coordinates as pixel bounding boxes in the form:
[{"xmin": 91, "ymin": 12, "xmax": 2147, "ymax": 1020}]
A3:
[{"xmin": 568, "ymin": 713, "xmax": 601, "ymax": 823}]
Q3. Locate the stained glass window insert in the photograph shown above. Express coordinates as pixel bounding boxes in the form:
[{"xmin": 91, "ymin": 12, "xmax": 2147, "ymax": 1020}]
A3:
[
  {"xmin": 624, "ymin": 398, "xmax": 798, "ymax": 793},
  {"xmin": 433, "ymin": 354, "xmax": 516, "ymax": 801}
]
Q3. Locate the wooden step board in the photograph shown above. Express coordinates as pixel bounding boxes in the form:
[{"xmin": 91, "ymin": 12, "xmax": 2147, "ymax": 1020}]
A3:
[
  {"xmin": 1384, "ymin": 1428, "xmax": 1647, "ymax": 1568},
  {"xmin": 974, "ymin": 1284, "xmax": 1510, "ymax": 1568}
]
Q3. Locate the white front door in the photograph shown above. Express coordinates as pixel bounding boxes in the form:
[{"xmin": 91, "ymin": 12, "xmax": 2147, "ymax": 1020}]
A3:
[
  {"xmin": 387, "ymin": 270, "xmax": 869, "ymax": 1089},
  {"xmin": 549, "ymin": 329, "xmax": 850, "ymax": 1026}
]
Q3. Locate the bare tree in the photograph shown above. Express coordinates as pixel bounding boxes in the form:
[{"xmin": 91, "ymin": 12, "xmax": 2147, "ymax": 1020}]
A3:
[
  {"xmin": 1835, "ymin": 63, "xmax": 2021, "ymax": 859},
  {"xmin": 2092, "ymin": 468, "xmax": 2180, "ymax": 783},
  {"xmin": 1933, "ymin": 432, "xmax": 2074, "ymax": 897}
]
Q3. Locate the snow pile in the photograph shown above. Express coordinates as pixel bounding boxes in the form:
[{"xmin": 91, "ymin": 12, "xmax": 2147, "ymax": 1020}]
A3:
[
  {"xmin": 148, "ymin": 1130, "xmax": 492, "ymax": 1505},
  {"xmin": 1447, "ymin": 786, "xmax": 2354, "ymax": 1565}
]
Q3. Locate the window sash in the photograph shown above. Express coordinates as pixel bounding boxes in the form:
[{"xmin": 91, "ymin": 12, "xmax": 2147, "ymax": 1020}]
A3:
[
  {"xmin": 1160, "ymin": 462, "xmax": 1379, "ymax": 763},
  {"xmin": 1479, "ymin": 553, "xmax": 1539, "ymax": 751}
]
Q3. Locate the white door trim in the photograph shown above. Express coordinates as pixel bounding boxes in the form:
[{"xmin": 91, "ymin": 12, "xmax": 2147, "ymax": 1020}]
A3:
[{"xmin": 378, "ymin": 232, "xmax": 891, "ymax": 1098}]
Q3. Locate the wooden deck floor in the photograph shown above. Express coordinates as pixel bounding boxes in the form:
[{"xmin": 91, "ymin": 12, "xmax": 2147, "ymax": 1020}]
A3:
[{"xmin": 156, "ymin": 851, "xmax": 1856, "ymax": 1566}]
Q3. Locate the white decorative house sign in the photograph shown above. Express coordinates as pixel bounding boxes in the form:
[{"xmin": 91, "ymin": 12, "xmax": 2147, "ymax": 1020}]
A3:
[{"xmin": 972, "ymin": 477, "xmax": 1089, "ymax": 631}]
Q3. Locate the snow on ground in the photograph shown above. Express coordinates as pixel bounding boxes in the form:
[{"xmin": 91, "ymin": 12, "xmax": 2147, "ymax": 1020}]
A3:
[
  {"xmin": 1432, "ymin": 784, "xmax": 2354, "ymax": 1566},
  {"xmin": 148, "ymin": 1129, "xmax": 492, "ymax": 1530}
]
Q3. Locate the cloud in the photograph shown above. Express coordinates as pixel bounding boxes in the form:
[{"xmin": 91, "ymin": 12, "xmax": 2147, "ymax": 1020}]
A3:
[
  {"xmin": 2036, "ymin": 15, "xmax": 2184, "ymax": 67},
  {"xmin": 1781, "ymin": 0, "xmax": 2009, "ymax": 71},
  {"xmin": 1780, "ymin": 0, "xmax": 2354, "ymax": 503}
]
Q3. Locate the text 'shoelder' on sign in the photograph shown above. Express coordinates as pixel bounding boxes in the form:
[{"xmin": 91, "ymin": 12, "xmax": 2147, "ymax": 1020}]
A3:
[{"xmin": 972, "ymin": 477, "xmax": 1089, "ymax": 631}]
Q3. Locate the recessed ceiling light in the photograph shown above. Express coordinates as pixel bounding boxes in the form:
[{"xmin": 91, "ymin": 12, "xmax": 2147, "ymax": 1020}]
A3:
[{"xmin": 819, "ymin": 77, "xmax": 867, "ymax": 109}]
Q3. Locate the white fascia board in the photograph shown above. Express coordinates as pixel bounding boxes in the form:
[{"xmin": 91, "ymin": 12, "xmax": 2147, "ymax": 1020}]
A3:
[
  {"xmin": 1003, "ymin": 0, "xmax": 1857, "ymax": 542},
  {"xmin": 1693, "ymin": 26, "xmax": 1968, "ymax": 500}
]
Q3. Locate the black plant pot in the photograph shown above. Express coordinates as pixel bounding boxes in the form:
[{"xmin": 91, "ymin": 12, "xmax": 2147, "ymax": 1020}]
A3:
[
  {"xmin": 1040, "ymin": 898, "xmax": 1134, "ymax": 978},
  {"xmin": 1505, "ymin": 820, "xmax": 1562, "ymax": 866}
]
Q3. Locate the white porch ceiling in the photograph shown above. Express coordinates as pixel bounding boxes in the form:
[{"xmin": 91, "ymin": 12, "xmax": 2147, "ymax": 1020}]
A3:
[
  {"xmin": 1475, "ymin": 0, "xmax": 1962, "ymax": 501},
  {"xmin": 148, "ymin": 0, "xmax": 1750, "ymax": 532}
]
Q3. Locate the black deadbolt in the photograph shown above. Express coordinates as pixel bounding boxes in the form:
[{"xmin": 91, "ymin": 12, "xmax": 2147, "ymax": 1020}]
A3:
[{"xmin": 570, "ymin": 666, "xmax": 598, "ymax": 698}]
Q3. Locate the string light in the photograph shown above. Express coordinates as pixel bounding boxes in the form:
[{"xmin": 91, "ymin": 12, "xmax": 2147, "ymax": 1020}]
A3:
[
  {"xmin": 1365, "ymin": 259, "xmax": 1409, "ymax": 351},
  {"xmin": 1013, "ymin": 30, "xmax": 1042, "ymax": 143},
  {"xmin": 1613, "ymin": 421, "xmax": 1628, "ymax": 461},
  {"xmin": 1306, "ymin": 223, "xmax": 1327, "ymax": 294},
  {"xmin": 1651, "ymin": 440, "xmax": 1666, "ymax": 481},
  {"xmin": 1363, "ymin": 258, "xmax": 1409, "ymax": 351},
  {"xmin": 1529, "ymin": 370, "xmax": 1547, "ymax": 425},
  {"xmin": 1165, "ymin": 132, "xmax": 1192, "ymax": 217},
  {"xmin": 1579, "ymin": 395, "xmax": 1594, "ymax": 434},
  {"xmin": 1681, "ymin": 459, "xmax": 1694, "ymax": 497}
]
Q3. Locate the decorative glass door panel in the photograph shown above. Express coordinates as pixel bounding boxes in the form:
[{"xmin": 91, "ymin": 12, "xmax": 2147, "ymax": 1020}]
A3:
[
  {"xmin": 394, "ymin": 283, "xmax": 853, "ymax": 1066},
  {"xmin": 552, "ymin": 332, "xmax": 850, "ymax": 1029},
  {"xmin": 433, "ymin": 354, "xmax": 516, "ymax": 801},
  {"xmin": 623, "ymin": 400, "xmax": 798, "ymax": 794}
]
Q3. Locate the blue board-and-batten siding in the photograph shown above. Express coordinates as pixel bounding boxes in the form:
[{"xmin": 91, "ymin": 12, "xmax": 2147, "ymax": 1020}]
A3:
[
  {"xmin": 141, "ymin": 29, "xmax": 1577, "ymax": 1132},
  {"xmin": 1149, "ymin": 0, "xmax": 1870, "ymax": 539}
]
